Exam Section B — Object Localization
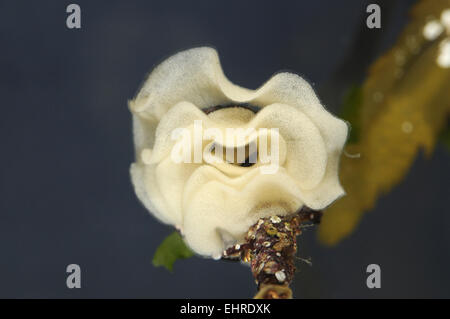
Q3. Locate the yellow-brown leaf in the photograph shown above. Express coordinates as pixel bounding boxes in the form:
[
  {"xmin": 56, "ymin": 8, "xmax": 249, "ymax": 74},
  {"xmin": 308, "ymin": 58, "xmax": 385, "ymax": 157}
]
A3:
[{"xmin": 319, "ymin": 0, "xmax": 450, "ymax": 245}]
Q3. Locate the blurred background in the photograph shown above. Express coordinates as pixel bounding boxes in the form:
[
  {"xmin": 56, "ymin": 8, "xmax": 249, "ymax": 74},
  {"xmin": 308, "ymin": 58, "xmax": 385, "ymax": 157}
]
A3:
[{"xmin": 0, "ymin": 0, "xmax": 448, "ymax": 298}]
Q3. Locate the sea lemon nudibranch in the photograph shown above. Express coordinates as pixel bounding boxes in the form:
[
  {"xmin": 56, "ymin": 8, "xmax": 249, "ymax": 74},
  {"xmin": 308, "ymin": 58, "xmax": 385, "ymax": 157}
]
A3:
[{"xmin": 129, "ymin": 47, "xmax": 348, "ymax": 258}]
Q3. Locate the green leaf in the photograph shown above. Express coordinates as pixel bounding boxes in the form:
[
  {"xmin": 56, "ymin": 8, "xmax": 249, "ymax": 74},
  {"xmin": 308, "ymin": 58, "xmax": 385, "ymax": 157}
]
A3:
[
  {"xmin": 340, "ymin": 85, "xmax": 362, "ymax": 143},
  {"xmin": 440, "ymin": 124, "xmax": 450, "ymax": 152},
  {"xmin": 152, "ymin": 232, "xmax": 194, "ymax": 272}
]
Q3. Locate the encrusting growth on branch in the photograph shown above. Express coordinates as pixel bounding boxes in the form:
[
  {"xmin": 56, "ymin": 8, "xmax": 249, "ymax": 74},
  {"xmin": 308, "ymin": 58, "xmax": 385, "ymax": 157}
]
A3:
[{"xmin": 223, "ymin": 207, "xmax": 322, "ymax": 299}]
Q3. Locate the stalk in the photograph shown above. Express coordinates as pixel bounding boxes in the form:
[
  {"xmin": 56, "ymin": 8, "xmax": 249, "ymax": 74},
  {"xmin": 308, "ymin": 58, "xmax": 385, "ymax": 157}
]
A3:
[{"xmin": 223, "ymin": 207, "xmax": 322, "ymax": 299}]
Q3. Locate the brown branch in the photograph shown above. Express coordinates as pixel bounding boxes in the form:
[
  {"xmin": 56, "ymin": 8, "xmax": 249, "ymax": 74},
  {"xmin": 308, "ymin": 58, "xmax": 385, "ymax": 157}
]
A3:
[{"xmin": 223, "ymin": 207, "xmax": 322, "ymax": 299}]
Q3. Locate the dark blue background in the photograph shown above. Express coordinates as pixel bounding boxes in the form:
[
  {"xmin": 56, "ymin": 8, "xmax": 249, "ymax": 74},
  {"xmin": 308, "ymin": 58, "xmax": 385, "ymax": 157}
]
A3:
[{"xmin": 0, "ymin": 0, "xmax": 448, "ymax": 298}]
